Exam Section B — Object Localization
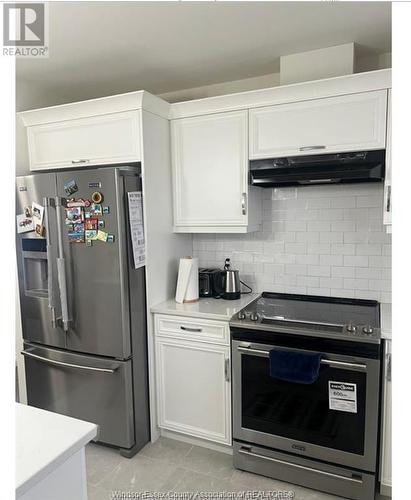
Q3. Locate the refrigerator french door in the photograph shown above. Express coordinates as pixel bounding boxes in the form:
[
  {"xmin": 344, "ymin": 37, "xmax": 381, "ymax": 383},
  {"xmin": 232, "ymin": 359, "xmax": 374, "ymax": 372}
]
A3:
[{"xmin": 17, "ymin": 166, "xmax": 150, "ymax": 456}]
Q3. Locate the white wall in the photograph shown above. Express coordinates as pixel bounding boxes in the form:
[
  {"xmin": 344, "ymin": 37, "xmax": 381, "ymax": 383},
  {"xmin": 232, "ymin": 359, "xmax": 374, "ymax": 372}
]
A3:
[{"xmin": 193, "ymin": 183, "xmax": 391, "ymax": 303}]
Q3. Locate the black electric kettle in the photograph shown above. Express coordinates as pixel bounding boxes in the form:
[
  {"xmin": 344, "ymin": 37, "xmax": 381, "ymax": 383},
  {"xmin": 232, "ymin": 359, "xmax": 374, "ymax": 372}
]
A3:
[{"xmin": 213, "ymin": 258, "xmax": 252, "ymax": 300}]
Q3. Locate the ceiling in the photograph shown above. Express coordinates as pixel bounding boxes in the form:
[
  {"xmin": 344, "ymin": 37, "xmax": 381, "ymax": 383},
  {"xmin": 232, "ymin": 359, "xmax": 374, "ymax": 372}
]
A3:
[{"xmin": 16, "ymin": 1, "xmax": 391, "ymax": 109}]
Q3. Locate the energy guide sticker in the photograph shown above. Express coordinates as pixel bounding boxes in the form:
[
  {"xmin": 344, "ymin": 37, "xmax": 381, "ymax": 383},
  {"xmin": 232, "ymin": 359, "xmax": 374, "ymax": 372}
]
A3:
[{"xmin": 328, "ymin": 381, "xmax": 357, "ymax": 413}]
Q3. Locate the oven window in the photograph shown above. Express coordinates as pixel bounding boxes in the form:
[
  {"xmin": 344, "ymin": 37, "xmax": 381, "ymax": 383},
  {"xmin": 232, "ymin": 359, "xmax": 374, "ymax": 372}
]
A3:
[{"xmin": 241, "ymin": 354, "xmax": 366, "ymax": 455}]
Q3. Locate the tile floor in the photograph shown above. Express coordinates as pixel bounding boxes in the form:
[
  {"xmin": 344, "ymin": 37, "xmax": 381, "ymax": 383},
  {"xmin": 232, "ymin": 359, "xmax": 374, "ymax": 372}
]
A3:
[{"xmin": 86, "ymin": 437, "xmax": 344, "ymax": 500}]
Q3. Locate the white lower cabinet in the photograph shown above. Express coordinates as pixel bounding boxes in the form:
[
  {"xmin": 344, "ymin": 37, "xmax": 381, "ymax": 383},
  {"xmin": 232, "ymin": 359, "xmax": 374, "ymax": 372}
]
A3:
[
  {"xmin": 155, "ymin": 334, "xmax": 231, "ymax": 445},
  {"xmin": 380, "ymin": 339, "xmax": 392, "ymax": 495}
]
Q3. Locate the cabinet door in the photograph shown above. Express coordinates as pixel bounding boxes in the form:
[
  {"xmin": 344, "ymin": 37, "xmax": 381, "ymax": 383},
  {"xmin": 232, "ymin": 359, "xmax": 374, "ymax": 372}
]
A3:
[
  {"xmin": 249, "ymin": 90, "xmax": 387, "ymax": 159},
  {"xmin": 383, "ymin": 90, "xmax": 392, "ymax": 231},
  {"xmin": 27, "ymin": 111, "xmax": 141, "ymax": 170},
  {"xmin": 380, "ymin": 340, "xmax": 392, "ymax": 494},
  {"xmin": 155, "ymin": 338, "xmax": 231, "ymax": 445},
  {"xmin": 172, "ymin": 110, "xmax": 248, "ymax": 228}
]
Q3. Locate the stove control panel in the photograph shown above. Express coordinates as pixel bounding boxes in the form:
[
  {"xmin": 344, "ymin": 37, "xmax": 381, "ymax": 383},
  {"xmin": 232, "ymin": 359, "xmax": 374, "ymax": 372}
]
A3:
[{"xmin": 231, "ymin": 309, "xmax": 381, "ymax": 343}]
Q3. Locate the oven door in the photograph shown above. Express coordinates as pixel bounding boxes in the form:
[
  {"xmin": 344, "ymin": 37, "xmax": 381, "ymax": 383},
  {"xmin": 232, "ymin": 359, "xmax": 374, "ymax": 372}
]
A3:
[{"xmin": 232, "ymin": 339, "xmax": 380, "ymax": 472}]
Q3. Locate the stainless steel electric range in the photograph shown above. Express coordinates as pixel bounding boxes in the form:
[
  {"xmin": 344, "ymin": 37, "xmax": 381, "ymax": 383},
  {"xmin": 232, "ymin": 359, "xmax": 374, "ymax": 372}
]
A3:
[{"xmin": 230, "ymin": 292, "xmax": 382, "ymax": 500}]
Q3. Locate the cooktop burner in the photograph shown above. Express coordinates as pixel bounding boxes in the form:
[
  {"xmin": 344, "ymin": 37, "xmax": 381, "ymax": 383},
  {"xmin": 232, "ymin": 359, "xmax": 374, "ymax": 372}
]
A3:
[{"xmin": 230, "ymin": 292, "xmax": 381, "ymax": 343}]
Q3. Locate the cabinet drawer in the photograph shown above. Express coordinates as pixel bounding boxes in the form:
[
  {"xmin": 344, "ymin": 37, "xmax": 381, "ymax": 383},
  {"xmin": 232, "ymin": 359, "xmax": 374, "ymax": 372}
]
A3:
[
  {"xmin": 249, "ymin": 90, "xmax": 387, "ymax": 160},
  {"xmin": 155, "ymin": 314, "xmax": 229, "ymax": 345},
  {"xmin": 27, "ymin": 110, "xmax": 141, "ymax": 170}
]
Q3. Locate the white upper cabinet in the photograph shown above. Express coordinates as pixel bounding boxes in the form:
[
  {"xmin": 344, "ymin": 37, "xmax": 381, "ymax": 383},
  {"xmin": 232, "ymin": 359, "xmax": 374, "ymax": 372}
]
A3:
[
  {"xmin": 27, "ymin": 111, "xmax": 141, "ymax": 170},
  {"xmin": 171, "ymin": 110, "xmax": 260, "ymax": 233},
  {"xmin": 383, "ymin": 90, "xmax": 392, "ymax": 231},
  {"xmin": 249, "ymin": 90, "xmax": 387, "ymax": 159}
]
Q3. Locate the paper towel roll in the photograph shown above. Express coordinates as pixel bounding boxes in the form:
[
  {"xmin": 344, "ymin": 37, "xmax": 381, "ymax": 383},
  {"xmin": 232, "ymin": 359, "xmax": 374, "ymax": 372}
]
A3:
[{"xmin": 175, "ymin": 257, "xmax": 199, "ymax": 304}]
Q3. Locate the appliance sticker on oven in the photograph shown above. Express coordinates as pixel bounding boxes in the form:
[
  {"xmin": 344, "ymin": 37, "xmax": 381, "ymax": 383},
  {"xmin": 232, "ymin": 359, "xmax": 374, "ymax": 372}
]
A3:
[{"xmin": 328, "ymin": 381, "xmax": 357, "ymax": 413}]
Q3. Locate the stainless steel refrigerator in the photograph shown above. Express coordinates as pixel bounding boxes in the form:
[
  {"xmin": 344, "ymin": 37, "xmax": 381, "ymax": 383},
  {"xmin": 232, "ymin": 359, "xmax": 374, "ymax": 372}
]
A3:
[{"xmin": 16, "ymin": 165, "xmax": 150, "ymax": 457}]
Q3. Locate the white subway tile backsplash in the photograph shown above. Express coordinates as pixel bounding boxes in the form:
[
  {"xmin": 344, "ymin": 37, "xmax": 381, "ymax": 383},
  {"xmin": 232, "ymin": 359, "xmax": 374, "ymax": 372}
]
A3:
[
  {"xmin": 307, "ymin": 265, "xmax": 331, "ymax": 277},
  {"xmin": 320, "ymin": 277, "xmax": 344, "ymax": 289},
  {"xmin": 369, "ymin": 256, "xmax": 391, "ymax": 268},
  {"xmin": 331, "ymin": 197, "xmax": 356, "ymax": 208},
  {"xmin": 296, "ymin": 232, "xmax": 320, "ymax": 243},
  {"xmin": 320, "ymin": 232, "xmax": 343, "ymax": 243},
  {"xmin": 307, "ymin": 221, "xmax": 331, "ymax": 232},
  {"xmin": 193, "ymin": 184, "xmax": 391, "ymax": 302},
  {"xmin": 307, "ymin": 287, "xmax": 331, "ymax": 296},
  {"xmin": 344, "ymin": 278, "xmax": 369, "ymax": 289},
  {"xmin": 285, "ymin": 242, "xmax": 306, "ymax": 254},
  {"xmin": 343, "ymin": 255, "xmax": 369, "ymax": 267},
  {"xmin": 332, "ymin": 266, "xmax": 356, "ymax": 278},
  {"xmin": 331, "ymin": 221, "xmax": 356, "ymax": 232},
  {"xmin": 356, "ymin": 244, "xmax": 382, "ymax": 256},
  {"xmin": 295, "ymin": 254, "xmax": 320, "ymax": 265},
  {"xmin": 285, "ymin": 264, "xmax": 307, "ymax": 275},
  {"xmin": 308, "ymin": 243, "xmax": 331, "ymax": 254},
  {"xmin": 297, "ymin": 276, "xmax": 320, "ymax": 287},
  {"xmin": 331, "ymin": 244, "xmax": 356, "ymax": 255},
  {"xmin": 320, "ymin": 255, "xmax": 343, "ymax": 266}
]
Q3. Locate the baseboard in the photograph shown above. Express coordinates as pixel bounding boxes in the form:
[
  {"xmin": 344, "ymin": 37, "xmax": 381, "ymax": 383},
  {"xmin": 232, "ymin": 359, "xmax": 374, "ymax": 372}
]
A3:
[
  {"xmin": 160, "ymin": 428, "xmax": 233, "ymax": 455},
  {"xmin": 379, "ymin": 483, "xmax": 392, "ymax": 498}
]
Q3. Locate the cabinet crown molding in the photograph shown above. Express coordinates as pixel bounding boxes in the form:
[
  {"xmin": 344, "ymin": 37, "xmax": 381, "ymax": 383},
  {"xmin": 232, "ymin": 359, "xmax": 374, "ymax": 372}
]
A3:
[
  {"xmin": 19, "ymin": 90, "xmax": 171, "ymax": 127},
  {"xmin": 169, "ymin": 68, "xmax": 391, "ymax": 120}
]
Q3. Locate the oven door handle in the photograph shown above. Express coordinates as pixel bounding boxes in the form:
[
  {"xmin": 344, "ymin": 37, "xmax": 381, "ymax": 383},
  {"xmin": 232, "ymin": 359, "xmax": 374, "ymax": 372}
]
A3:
[
  {"xmin": 238, "ymin": 447, "xmax": 363, "ymax": 484},
  {"xmin": 236, "ymin": 346, "xmax": 367, "ymax": 371}
]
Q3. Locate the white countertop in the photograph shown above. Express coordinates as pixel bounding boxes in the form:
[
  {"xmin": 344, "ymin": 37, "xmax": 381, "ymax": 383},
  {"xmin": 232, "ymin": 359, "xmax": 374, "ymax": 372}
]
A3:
[
  {"xmin": 16, "ymin": 403, "xmax": 98, "ymax": 497},
  {"xmin": 380, "ymin": 302, "xmax": 392, "ymax": 340},
  {"xmin": 151, "ymin": 294, "xmax": 259, "ymax": 321}
]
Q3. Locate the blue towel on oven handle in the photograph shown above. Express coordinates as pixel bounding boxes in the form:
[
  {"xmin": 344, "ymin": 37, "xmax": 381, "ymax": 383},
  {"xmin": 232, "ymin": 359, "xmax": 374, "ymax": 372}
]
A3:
[{"xmin": 269, "ymin": 349, "xmax": 322, "ymax": 384}]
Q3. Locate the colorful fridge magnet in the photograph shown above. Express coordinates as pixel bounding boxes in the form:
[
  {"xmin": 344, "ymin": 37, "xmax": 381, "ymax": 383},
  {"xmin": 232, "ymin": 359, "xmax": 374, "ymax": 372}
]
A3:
[
  {"xmin": 64, "ymin": 179, "xmax": 78, "ymax": 195},
  {"xmin": 66, "ymin": 198, "xmax": 90, "ymax": 208},
  {"xmin": 107, "ymin": 234, "xmax": 115, "ymax": 243},
  {"xmin": 85, "ymin": 229, "xmax": 98, "ymax": 240},
  {"xmin": 103, "ymin": 206, "xmax": 110, "ymax": 215},
  {"xmin": 97, "ymin": 230, "xmax": 108, "ymax": 242},
  {"xmin": 91, "ymin": 191, "xmax": 103, "ymax": 204},
  {"xmin": 98, "ymin": 220, "xmax": 105, "ymax": 229},
  {"xmin": 16, "ymin": 214, "xmax": 34, "ymax": 233},
  {"xmin": 65, "ymin": 207, "xmax": 84, "ymax": 224},
  {"xmin": 35, "ymin": 224, "xmax": 45, "ymax": 237},
  {"xmin": 85, "ymin": 218, "xmax": 98, "ymax": 231},
  {"xmin": 73, "ymin": 222, "xmax": 85, "ymax": 233},
  {"xmin": 68, "ymin": 230, "xmax": 85, "ymax": 243},
  {"xmin": 32, "ymin": 202, "xmax": 44, "ymax": 225},
  {"xmin": 89, "ymin": 203, "xmax": 102, "ymax": 216}
]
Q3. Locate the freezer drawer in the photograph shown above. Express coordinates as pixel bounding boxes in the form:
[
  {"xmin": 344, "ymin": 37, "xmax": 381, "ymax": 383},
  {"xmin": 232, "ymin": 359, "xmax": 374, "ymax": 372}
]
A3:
[{"xmin": 22, "ymin": 343, "xmax": 135, "ymax": 449}]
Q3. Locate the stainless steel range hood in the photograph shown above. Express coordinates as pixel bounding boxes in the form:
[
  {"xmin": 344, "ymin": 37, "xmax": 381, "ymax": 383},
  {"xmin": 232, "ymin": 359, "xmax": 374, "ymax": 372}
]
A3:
[{"xmin": 249, "ymin": 150, "xmax": 385, "ymax": 188}]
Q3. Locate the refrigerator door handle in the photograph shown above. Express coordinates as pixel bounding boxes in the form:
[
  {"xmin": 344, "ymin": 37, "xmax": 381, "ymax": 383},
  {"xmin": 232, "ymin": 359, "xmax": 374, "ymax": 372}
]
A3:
[
  {"xmin": 21, "ymin": 350, "xmax": 119, "ymax": 374},
  {"xmin": 55, "ymin": 197, "xmax": 70, "ymax": 332},
  {"xmin": 44, "ymin": 197, "xmax": 57, "ymax": 327}
]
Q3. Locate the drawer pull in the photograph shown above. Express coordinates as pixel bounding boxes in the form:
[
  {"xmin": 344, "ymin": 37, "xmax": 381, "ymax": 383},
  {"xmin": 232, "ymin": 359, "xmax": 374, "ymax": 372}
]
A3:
[
  {"xmin": 180, "ymin": 326, "xmax": 202, "ymax": 333},
  {"xmin": 299, "ymin": 145, "xmax": 326, "ymax": 151},
  {"xmin": 71, "ymin": 159, "xmax": 90, "ymax": 164},
  {"xmin": 238, "ymin": 447, "xmax": 363, "ymax": 484}
]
